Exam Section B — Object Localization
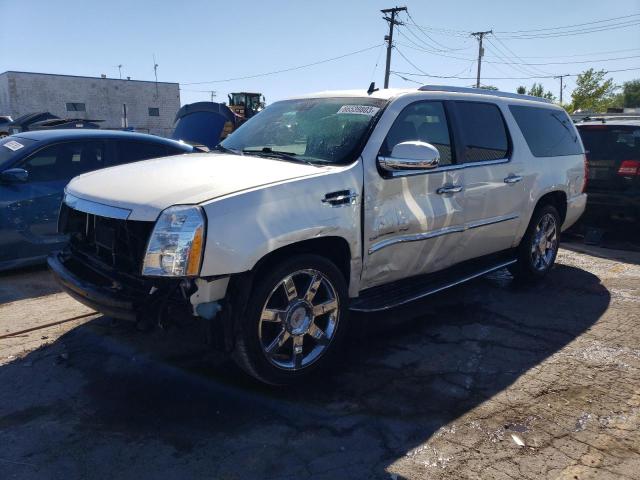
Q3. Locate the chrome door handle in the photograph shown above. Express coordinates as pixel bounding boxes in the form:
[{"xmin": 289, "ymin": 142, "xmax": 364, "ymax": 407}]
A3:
[
  {"xmin": 436, "ymin": 185, "xmax": 463, "ymax": 194},
  {"xmin": 504, "ymin": 175, "xmax": 523, "ymax": 184}
]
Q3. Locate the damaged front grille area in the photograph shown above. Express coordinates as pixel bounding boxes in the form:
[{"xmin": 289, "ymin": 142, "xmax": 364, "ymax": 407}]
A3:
[{"xmin": 59, "ymin": 203, "xmax": 154, "ymax": 275}]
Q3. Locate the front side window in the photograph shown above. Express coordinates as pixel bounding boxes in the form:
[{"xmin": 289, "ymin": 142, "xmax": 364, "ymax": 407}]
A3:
[
  {"xmin": 380, "ymin": 101, "xmax": 453, "ymax": 165},
  {"xmin": 221, "ymin": 97, "xmax": 388, "ymax": 164},
  {"xmin": 510, "ymin": 105, "xmax": 582, "ymax": 157},
  {"xmin": 66, "ymin": 103, "xmax": 86, "ymax": 112},
  {"xmin": 20, "ymin": 141, "xmax": 106, "ymax": 182},
  {"xmin": 455, "ymin": 102, "xmax": 509, "ymax": 162}
]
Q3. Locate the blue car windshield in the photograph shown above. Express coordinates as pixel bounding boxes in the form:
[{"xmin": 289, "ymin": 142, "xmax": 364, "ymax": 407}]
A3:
[
  {"xmin": 0, "ymin": 137, "xmax": 36, "ymax": 170},
  {"xmin": 221, "ymin": 97, "xmax": 387, "ymax": 165}
]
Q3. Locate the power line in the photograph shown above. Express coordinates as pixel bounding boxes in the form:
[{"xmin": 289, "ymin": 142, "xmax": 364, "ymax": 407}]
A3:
[
  {"xmin": 484, "ymin": 47, "xmax": 640, "ymax": 60},
  {"xmin": 391, "ymin": 66, "xmax": 640, "ymax": 80},
  {"xmin": 490, "ymin": 36, "xmax": 552, "ymax": 75},
  {"xmin": 484, "ymin": 37, "xmax": 548, "ymax": 78},
  {"xmin": 495, "ymin": 13, "xmax": 640, "ymax": 34},
  {"xmin": 181, "ymin": 44, "xmax": 383, "ymax": 85},
  {"xmin": 404, "ymin": 10, "xmax": 467, "ymax": 52},
  {"xmin": 498, "ymin": 20, "xmax": 640, "ymax": 39},
  {"xmin": 396, "ymin": 37, "xmax": 640, "ymax": 67},
  {"xmin": 408, "ymin": 14, "xmax": 640, "ymax": 39}
]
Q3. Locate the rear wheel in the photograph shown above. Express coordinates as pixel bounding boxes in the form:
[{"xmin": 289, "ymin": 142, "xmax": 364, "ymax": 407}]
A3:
[
  {"xmin": 232, "ymin": 254, "xmax": 348, "ymax": 385},
  {"xmin": 509, "ymin": 204, "xmax": 561, "ymax": 282}
]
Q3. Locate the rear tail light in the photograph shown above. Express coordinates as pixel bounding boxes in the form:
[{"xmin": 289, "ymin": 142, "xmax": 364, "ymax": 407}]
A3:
[
  {"xmin": 582, "ymin": 153, "xmax": 589, "ymax": 193},
  {"xmin": 617, "ymin": 160, "xmax": 640, "ymax": 176}
]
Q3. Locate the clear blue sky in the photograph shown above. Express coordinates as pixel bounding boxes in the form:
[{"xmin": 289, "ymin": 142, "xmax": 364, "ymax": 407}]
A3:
[{"xmin": 2, "ymin": 0, "xmax": 639, "ymax": 105}]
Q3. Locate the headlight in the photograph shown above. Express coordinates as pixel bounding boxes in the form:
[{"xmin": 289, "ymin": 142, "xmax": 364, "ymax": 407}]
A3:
[{"xmin": 142, "ymin": 205, "xmax": 205, "ymax": 277}]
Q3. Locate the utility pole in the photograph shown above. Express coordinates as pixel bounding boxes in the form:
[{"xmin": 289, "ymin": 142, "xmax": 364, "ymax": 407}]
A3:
[
  {"xmin": 210, "ymin": 91, "xmax": 217, "ymax": 102},
  {"xmin": 381, "ymin": 6, "xmax": 406, "ymax": 89},
  {"xmin": 153, "ymin": 54, "xmax": 159, "ymax": 97},
  {"xmin": 471, "ymin": 30, "xmax": 492, "ymax": 88},
  {"xmin": 554, "ymin": 74, "xmax": 568, "ymax": 104}
]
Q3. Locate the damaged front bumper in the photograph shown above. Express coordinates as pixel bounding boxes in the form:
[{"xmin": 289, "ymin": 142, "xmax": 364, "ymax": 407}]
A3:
[
  {"xmin": 48, "ymin": 250, "xmax": 141, "ymax": 321},
  {"xmin": 48, "ymin": 249, "xmax": 230, "ymax": 326}
]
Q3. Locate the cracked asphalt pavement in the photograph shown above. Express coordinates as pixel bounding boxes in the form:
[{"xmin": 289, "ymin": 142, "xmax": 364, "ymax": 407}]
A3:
[{"xmin": 1, "ymin": 242, "xmax": 639, "ymax": 479}]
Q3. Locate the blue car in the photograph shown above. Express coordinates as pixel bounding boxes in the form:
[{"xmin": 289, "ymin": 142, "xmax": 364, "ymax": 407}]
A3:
[{"xmin": 0, "ymin": 130, "xmax": 193, "ymax": 271}]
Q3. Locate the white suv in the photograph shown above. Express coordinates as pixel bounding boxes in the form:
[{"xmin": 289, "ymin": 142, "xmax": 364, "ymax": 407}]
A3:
[{"xmin": 49, "ymin": 86, "xmax": 587, "ymax": 384}]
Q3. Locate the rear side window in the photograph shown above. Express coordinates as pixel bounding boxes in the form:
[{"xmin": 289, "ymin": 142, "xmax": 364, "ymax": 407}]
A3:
[
  {"xmin": 20, "ymin": 141, "xmax": 106, "ymax": 182},
  {"xmin": 115, "ymin": 141, "xmax": 170, "ymax": 165},
  {"xmin": 454, "ymin": 102, "xmax": 509, "ymax": 163},
  {"xmin": 510, "ymin": 105, "xmax": 582, "ymax": 157}
]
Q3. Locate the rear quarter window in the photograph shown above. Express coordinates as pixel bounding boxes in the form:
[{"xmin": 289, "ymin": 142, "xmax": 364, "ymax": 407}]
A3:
[
  {"xmin": 115, "ymin": 141, "xmax": 171, "ymax": 165},
  {"xmin": 509, "ymin": 105, "xmax": 583, "ymax": 157}
]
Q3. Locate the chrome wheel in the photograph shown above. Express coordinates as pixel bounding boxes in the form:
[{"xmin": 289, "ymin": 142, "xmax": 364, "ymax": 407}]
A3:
[
  {"xmin": 531, "ymin": 212, "xmax": 558, "ymax": 271},
  {"xmin": 259, "ymin": 269, "xmax": 340, "ymax": 371}
]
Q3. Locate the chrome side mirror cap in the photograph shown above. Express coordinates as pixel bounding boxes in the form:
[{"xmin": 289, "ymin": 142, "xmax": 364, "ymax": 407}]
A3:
[
  {"xmin": 0, "ymin": 168, "xmax": 28, "ymax": 184},
  {"xmin": 378, "ymin": 141, "xmax": 440, "ymax": 171}
]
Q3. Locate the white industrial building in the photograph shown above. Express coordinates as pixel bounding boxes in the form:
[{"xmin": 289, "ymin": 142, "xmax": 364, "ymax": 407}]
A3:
[{"xmin": 0, "ymin": 71, "xmax": 180, "ymax": 137}]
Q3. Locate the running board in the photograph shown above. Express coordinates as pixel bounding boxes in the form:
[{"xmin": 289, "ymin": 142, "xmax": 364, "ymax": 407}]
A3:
[{"xmin": 350, "ymin": 252, "xmax": 516, "ymax": 313}]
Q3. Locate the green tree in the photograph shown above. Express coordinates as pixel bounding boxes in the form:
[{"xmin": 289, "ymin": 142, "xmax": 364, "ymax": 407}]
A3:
[
  {"xmin": 622, "ymin": 79, "xmax": 640, "ymax": 107},
  {"xmin": 480, "ymin": 85, "xmax": 499, "ymax": 90},
  {"xmin": 516, "ymin": 83, "xmax": 555, "ymax": 101},
  {"xmin": 570, "ymin": 69, "xmax": 618, "ymax": 112}
]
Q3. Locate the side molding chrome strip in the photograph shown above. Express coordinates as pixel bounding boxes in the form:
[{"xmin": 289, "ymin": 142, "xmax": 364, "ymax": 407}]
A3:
[
  {"xmin": 64, "ymin": 193, "xmax": 131, "ymax": 220},
  {"xmin": 386, "ymin": 157, "xmax": 510, "ymax": 178},
  {"xmin": 466, "ymin": 213, "xmax": 519, "ymax": 230},
  {"xmin": 368, "ymin": 225, "xmax": 464, "ymax": 254},
  {"xmin": 350, "ymin": 259, "xmax": 517, "ymax": 312},
  {"xmin": 368, "ymin": 213, "xmax": 519, "ymax": 254}
]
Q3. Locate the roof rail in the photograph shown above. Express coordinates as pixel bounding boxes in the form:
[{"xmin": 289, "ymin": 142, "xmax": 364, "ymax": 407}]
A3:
[{"xmin": 418, "ymin": 85, "xmax": 553, "ymax": 104}]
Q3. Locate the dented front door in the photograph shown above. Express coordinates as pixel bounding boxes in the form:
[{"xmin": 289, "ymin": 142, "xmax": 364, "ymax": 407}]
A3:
[{"xmin": 360, "ymin": 98, "xmax": 466, "ymax": 290}]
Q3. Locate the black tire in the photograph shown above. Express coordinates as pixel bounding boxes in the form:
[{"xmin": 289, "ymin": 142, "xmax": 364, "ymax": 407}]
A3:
[
  {"xmin": 509, "ymin": 204, "xmax": 561, "ymax": 282},
  {"xmin": 232, "ymin": 254, "xmax": 349, "ymax": 385}
]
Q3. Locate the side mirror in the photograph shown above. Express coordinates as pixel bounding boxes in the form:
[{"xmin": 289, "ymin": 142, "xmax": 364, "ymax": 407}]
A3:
[
  {"xmin": 0, "ymin": 168, "xmax": 28, "ymax": 184},
  {"xmin": 378, "ymin": 141, "xmax": 440, "ymax": 172}
]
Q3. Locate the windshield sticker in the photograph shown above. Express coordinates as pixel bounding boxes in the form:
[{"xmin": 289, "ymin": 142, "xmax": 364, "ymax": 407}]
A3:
[
  {"xmin": 3, "ymin": 140, "xmax": 24, "ymax": 152},
  {"xmin": 337, "ymin": 105, "xmax": 380, "ymax": 116}
]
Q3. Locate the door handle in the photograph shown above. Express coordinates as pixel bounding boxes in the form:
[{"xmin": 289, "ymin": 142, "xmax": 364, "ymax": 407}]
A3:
[
  {"xmin": 436, "ymin": 185, "xmax": 463, "ymax": 194},
  {"xmin": 504, "ymin": 175, "xmax": 523, "ymax": 184}
]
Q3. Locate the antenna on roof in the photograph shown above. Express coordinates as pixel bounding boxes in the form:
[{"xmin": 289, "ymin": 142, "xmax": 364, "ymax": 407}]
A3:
[{"xmin": 367, "ymin": 82, "xmax": 379, "ymax": 95}]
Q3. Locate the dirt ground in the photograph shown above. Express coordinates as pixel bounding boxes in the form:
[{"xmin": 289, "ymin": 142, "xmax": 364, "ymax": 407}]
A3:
[{"xmin": 1, "ymin": 242, "xmax": 639, "ymax": 480}]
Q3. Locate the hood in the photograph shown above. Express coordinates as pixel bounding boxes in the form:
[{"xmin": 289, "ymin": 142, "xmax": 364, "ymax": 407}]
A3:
[{"xmin": 66, "ymin": 152, "xmax": 324, "ymax": 221}]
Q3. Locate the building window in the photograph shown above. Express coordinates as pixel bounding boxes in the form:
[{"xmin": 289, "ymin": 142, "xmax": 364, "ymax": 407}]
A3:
[
  {"xmin": 66, "ymin": 102, "xmax": 86, "ymax": 112},
  {"xmin": 148, "ymin": 107, "xmax": 160, "ymax": 117}
]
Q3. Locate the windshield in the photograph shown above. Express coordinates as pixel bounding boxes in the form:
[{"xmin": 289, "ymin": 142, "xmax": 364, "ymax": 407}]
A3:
[
  {"xmin": 0, "ymin": 136, "xmax": 36, "ymax": 170},
  {"xmin": 221, "ymin": 97, "xmax": 387, "ymax": 164}
]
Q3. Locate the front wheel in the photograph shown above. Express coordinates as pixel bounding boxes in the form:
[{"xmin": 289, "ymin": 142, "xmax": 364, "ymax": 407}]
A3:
[
  {"xmin": 232, "ymin": 254, "xmax": 349, "ymax": 385},
  {"xmin": 509, "ymin": 204, "xmax": 561, "ymax": 282}
]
